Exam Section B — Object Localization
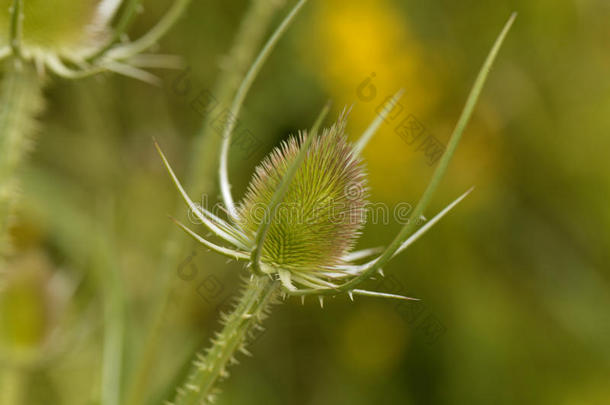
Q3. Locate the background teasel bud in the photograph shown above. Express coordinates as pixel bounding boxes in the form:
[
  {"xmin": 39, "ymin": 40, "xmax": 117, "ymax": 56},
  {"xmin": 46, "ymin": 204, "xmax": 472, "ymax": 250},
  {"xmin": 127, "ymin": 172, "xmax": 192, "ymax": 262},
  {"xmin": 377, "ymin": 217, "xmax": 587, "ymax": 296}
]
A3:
[
  {"xmin": 0, "ymin": 251, "xmax": 75, "ymax": 367},
  {"xmin": 0, "ymin": 0, "xmax": 121, "ymax": 62},
  {"xmin": 0, "ymin": 0, "xmax": 191, "ymax": 268},
  {"xmin": 237, "ymin": 116, "xmax": 368, "ymax": 273}
]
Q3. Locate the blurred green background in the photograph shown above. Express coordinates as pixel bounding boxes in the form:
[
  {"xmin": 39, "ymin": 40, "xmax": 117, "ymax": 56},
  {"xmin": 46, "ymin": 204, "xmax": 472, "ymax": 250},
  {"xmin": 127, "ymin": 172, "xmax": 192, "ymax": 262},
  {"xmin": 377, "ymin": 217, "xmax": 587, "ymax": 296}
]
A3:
[{"xmin": 1, "ymin": 0, "xmax": 609, "ymax": 404}]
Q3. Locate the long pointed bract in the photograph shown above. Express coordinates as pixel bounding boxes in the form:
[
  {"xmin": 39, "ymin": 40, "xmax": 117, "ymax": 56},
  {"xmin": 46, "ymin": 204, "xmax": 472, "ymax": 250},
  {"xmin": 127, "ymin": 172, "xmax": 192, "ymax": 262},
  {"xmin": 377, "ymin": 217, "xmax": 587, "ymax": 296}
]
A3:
[
  {"xmin": 286, "ymin": 13, "xmax": 516, "ymax": 297},
  {"xmin": 352, "ymin": 289, "xmax": 419, "ymax": 301},
  {"xmin": 219, "ymin": 0, "xmax": 309, "ymax": 220},
  {"xmin": 394, "ymin": 188, "xmax": 473, "ymax": 257},
  {"xmin": 9, "ymin": 0, "xmax": 23, "ymax": 57},
  {"xmin": 107, "ymin": 0, "xmax": 193, "ymax": 60},
  {"xmin": 89, "ymin": 0, "xmax": 143, "ymax": 60},
  {"xmin": 353, "ymin": 88, "xmax": 404, "ymax": 156},
  {"xmin": 154, "ymin": 140, "xmax": 248, "ymax": 248},
  {"xmin": 170, "ymin": 217, "xmax": 250, "ymax": 260},
  {"xmin": 343, "ymin": 247, "xmax": 383, "ymax": 262}
]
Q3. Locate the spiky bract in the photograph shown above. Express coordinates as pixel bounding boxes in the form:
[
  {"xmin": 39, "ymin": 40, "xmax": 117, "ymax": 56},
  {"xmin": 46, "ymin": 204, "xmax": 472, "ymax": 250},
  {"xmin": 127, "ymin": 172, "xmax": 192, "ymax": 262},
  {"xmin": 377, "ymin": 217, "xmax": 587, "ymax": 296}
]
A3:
[{"xmin": 237, "ymin": 117, "xmax": 368, "ymax": 273}]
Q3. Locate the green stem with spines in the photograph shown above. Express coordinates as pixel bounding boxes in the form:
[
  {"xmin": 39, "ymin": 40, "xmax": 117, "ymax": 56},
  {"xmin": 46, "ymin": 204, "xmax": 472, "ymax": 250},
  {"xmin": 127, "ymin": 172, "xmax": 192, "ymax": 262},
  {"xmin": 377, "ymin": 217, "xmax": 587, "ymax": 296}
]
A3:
[
  {"xmin": 173, "ymin": 276, "xmax": 279, "ymax": 405},
  {"xmin": 0, "ymin": 59, "xmax": 44, "ymax": 264}
]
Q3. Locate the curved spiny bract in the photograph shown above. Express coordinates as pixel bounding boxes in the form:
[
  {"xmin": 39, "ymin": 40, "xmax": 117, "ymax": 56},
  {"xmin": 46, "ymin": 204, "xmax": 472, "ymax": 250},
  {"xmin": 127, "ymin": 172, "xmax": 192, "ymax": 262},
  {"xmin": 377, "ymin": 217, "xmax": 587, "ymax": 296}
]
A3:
[{"xmin": 237, "ymin": 117, "xmax": 368, "ymax": 274}]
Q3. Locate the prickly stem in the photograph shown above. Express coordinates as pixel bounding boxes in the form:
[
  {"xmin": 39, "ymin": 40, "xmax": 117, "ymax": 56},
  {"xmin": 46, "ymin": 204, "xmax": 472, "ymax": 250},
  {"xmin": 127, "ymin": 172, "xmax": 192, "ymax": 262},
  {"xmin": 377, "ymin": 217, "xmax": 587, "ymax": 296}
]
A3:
[{"xmin": 172, "ymin": 276, "xmax": 279, "ymax": 405}]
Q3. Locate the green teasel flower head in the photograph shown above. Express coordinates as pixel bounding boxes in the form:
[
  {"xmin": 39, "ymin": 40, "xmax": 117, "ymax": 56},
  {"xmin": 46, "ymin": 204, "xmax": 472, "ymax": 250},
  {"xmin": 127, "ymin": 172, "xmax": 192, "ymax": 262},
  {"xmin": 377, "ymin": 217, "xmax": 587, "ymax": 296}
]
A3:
[
  {"xmin": 155, "ymin": 0, "xmax": 515, "ymax": 304},
  {"xmin": 236, "ymin": 114, "xmax": 368, "ymax": 277},
  {"xmin": 0, "ymin": 0, "xmax": 191, "ymax": 83},
  {"xmin": 169, "ymin": 2, "xmax": 516, "ymax": 402},
  {"xmin": 155, "ymin": 105, "xmax": 469, "ymax": 302}
]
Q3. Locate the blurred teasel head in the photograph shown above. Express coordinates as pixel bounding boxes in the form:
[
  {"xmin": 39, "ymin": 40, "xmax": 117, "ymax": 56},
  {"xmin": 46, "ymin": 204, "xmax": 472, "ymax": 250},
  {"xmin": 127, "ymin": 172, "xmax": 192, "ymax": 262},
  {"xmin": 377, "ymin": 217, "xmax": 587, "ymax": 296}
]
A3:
[
  {"xmin": 0, "ymin": 0, "xmax": 190, "ymax": 83},
  {"xmin": 0, "ymin": 252, "xmax": 77, "ymax": 367},
  {"xmin": 0, "ymin": 0, "xmax": 121, "ymax": 62}
]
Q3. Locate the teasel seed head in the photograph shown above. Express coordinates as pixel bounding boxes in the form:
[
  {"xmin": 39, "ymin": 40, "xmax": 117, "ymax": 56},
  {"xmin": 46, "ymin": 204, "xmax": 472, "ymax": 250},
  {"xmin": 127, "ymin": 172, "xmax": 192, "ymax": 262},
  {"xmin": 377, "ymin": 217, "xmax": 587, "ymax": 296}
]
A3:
[{"xmin": 236, "ymin": 115, "xmax": 368, "ymax": 274}]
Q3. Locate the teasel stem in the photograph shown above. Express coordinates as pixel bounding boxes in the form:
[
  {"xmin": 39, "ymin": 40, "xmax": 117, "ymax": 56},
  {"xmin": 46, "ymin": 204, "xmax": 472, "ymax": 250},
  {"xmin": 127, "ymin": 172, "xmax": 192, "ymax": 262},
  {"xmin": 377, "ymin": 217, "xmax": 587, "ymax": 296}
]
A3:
[
  {"xmin": 173, "ymin": 276, "xmax": 279, "ymax": 405},
  {"xmin": 0, "ymin": 59, "xmax": 45, "ymax": 265}
]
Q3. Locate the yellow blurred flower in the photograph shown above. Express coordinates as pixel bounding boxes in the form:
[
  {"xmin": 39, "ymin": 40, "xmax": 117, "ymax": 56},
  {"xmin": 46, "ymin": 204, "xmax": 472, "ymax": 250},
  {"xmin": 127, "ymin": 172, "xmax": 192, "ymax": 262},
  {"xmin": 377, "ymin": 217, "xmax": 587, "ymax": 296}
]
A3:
[
  {"xmin": 301, "ymin": 0, "xmax": 507, "ymax": 209},
  {"xmin": 301, "ymin": 0, "xmax": 440, "ymax": 202}
]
